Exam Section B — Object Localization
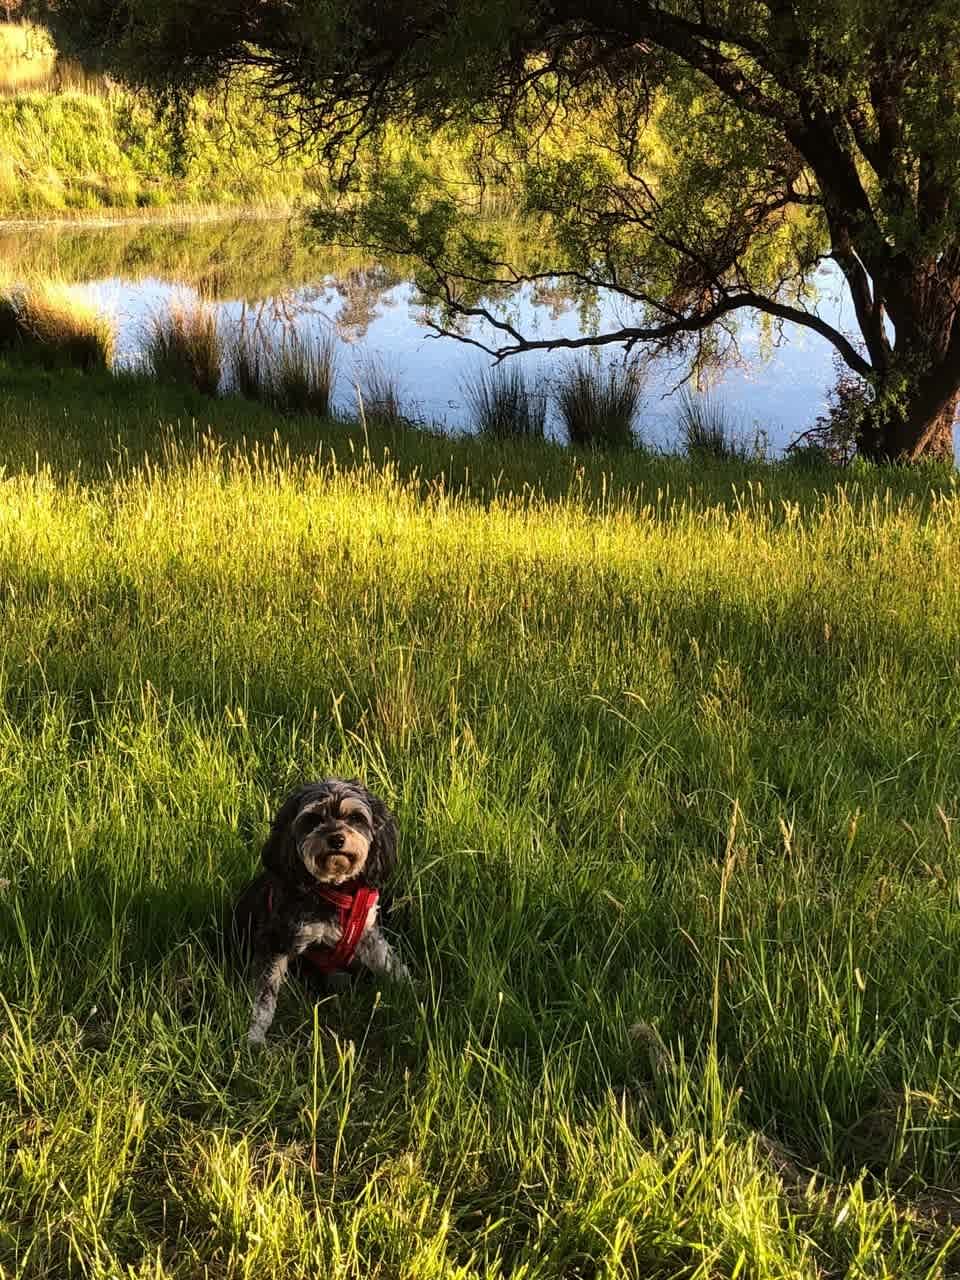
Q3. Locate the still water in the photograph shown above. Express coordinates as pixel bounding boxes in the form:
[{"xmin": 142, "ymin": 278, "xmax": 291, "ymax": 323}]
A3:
[{"xmin": 2, "ymin": 214, "xmax": 864, "ymax": 452}]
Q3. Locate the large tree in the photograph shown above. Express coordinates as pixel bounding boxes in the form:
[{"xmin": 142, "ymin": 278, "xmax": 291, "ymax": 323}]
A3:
[{"xmin": 35, "ymin": 1, "xmax": 960, "ymax": 461}]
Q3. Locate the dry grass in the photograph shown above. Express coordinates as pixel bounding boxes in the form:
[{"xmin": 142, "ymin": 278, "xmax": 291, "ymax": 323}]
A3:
[{"xmin": 0, "ymin": 278, "xmax": 114, "ymax": 370}]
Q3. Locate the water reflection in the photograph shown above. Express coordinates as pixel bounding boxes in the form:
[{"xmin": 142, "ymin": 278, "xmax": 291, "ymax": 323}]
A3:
[{"xmin": 1, "ymin": 215, "xmax": 859, "ymax": 450}]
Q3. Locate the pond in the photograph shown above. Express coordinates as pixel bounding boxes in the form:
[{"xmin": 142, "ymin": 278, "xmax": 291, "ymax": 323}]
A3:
[{"xmin": 2, "ymin": 213, "xmax": 873, "ymax": 453}]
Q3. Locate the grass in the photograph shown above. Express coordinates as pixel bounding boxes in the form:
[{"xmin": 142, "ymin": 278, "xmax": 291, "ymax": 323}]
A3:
[
  {"xmin": 143, "ymin": 298, "xmax": 221, "ymax": 396},
  {"xmin": 0, "ymin": 277, "xmax": 114, "ymax": 369},
  {"xmin": 0, "ymin": 76, "xmax": 317, "ymax": 216},
  {"xmin": 462, "ymin": 362, "xmax": 547, "ymax": 440},
  {"xmin": 267, "ymin": 329, "xmax": 339, "ymax": 417},
  {"xmin": 358, "ymin": 357, "xmax": 409, "ymax": 426},
  {"xmin": 2, "ymin": 360, "xmax": 960, "ymax": 1277},
  {"xmin": 676, "ymin": 390, "xmax": 747, "ymax": 462},
  {"xmin": 555, "ymin": 358, "xmax": 644, "ymax": 449}
]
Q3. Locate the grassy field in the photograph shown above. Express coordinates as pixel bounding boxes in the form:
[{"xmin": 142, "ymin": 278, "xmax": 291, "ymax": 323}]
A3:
[{"xmin": 2, "ymin": 363, "xmax": 960, "ymax": 1277}]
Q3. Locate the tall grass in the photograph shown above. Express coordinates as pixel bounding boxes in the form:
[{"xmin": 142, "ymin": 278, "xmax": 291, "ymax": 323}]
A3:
[
  {"xmin": 676, "ymin": 389, "xmax": 746, "ymax": 461},
  {"xmin": 267, "ymin": 329, "xmax": 339, "ymax": 417},
  {"xmin": 1, "ymin": 363, "xmax": 960, "ymax": 1277},
  {"xmin": 0, "ymin": 278, "xmax": 114, "ymax": 369},
  {"xmin": 462, "ymin": 362, "xmax": 547, "ymax": 440},
  {"xmin": 227, "ymin": 323, "xmax": 269, "ymax": 402},
  {"xmin": 555, "ymin": 358, "xmax": 644, "ymax": 449},
  {"xmin": 358, "ymin": 356, "xmax": 408, "ymax": 426},
  {"xmin": 143, "ymin": 297, "xmax": 222, "ymax": 396}
]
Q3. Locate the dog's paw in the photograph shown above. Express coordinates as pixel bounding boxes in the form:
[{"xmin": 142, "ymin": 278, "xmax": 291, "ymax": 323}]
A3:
[{"xmin": 247, "ymin": 1027, "xmax": 267, "ymax": 1047}]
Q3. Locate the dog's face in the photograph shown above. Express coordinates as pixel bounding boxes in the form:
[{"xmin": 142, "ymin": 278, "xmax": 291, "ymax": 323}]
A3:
[
  {"xmin": 261, "ymin": 779, "xmax": 396, "ymax": 889},
  {"xmin": 291, "ymin": 786, "xmax": 374, "ymax": 884}
]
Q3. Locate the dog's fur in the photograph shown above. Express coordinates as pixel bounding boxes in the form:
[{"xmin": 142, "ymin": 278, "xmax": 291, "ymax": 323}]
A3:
[{"xmin": 231, "ymin": 779, "xmax": 409, "ymax": 1044}]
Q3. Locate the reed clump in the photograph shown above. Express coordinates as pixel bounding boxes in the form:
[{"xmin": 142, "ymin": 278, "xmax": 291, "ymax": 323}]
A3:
[
  {"xmin": 0, "ymin": 279, "xmax": 114, "ymax": 370},
  {"xmin": 555, "ymin": 359, "xmax": 644, "ymax": 450},
  {"xmin": 143, "ymin": 298, "xmax": 221, "ymax": 396},
  {"xmin": 462, "ymin": 363, "xmax": 547, "ymax": 440}
]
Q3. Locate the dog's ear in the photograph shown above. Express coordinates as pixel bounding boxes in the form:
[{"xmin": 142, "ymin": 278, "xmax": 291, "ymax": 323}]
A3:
[
  {"xmin": 364, "ymin": 793, "xmax": 398, "ymax": 887},
  {"xmin": 260, "ymin": 787, "xmax": 310, "ymax": 876}
]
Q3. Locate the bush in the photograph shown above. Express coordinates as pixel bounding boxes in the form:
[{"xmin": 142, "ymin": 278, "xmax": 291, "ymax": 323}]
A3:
[{"xmin": 786, "ymin": 364, "xmax": 867, "ymax": 466}]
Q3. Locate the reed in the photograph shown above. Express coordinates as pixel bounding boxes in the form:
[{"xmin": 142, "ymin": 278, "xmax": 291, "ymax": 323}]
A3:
[
  {"xmin": 0, "ymin": 277, "xmax": 114, "ymax": 370},
  {"xmin": 554, "ymin": 358, "xmax": 644, "ymax": 449},
  {"xmin": 461, "ymin": 362, "xmax": 547, "ymax": 440},
  {"xmin": 143, "ymin": 296, "xmax": 222, "ymax": 396}
]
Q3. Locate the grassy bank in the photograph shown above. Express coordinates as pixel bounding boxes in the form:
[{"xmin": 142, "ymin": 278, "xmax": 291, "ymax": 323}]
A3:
[
  {"xmin": 0, "ymin": 70, "xmax": 318, "ymax": 215},
  {"xmin": 2, "ymin": 364, "xmax": 960, "ymax": 1277}
]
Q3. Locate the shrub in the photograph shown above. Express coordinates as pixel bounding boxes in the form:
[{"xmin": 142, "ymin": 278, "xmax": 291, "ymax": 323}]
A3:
[
  {"xmin": 786, "ymin": 364, "xmax": 867, "ymax": 466},
  {"xmin": 555, "ymin": 360, "xmax": 643, "ymax": 450}
]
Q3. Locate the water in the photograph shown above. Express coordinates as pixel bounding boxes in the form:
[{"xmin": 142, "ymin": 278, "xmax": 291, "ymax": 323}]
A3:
[{"xmin": 1, "ymin": 214, "xmax": 864, "ymax": 453}]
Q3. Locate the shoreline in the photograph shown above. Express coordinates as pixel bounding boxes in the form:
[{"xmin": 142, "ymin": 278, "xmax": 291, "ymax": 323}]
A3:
[{"xmin": 0, "ymin": 203, "xmax": 302, "ymax": 233}]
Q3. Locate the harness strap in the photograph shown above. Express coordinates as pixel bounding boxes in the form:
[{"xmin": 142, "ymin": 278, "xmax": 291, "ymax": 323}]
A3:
[{"xmin": 265, "ymin": 880, "xmax": 379, "ymax": 974}]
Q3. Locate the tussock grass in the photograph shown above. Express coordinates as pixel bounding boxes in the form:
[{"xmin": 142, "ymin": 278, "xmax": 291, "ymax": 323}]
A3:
[
  {"xmin": 144, "ymin": 297, "xmax": 222, "ymax": 396},
  {"xmin": 677, "ymin": 389, "xmax": 746, "ymax": 461},
  {"xmin": 555, "ymin": 358, "xmax": 644, "ymax": 449},
  {"xmin": 227, "ymin": 323, "xmax": 269, "ymax": 402},
  {"xmin": 267, "ymin": 329, "xmax": 339, "ymax": 417},
  {"xmin": 358, "ymin": 357, "xmax": 408, "ymax": 426},
  {"xmin": 0, "ymin": 278, "xmax": 114, "ymax": 369},
  {"xmin": 1, "ymin": 362, "xmax": 960, "ymax": 1277},
  {"xmin": 462, "ymin": 362, "xmax": 547, "ymax": 440}
]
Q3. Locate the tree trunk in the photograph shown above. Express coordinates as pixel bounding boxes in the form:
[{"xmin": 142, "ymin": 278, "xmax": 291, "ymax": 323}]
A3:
[{"xmin": 858, "ymin": 364, "xmax": 960, "ymax": 464}]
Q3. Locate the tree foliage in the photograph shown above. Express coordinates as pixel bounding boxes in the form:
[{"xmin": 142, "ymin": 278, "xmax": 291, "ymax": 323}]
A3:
[{"xmin": 33, "ymin": 0, "xmax": 960, "ymax": 460}]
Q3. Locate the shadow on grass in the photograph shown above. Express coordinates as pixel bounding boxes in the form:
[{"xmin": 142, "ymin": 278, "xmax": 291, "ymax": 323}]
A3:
[{"xmin": 1, "ymin": 358, "xmax": 955, "ymax": 520}]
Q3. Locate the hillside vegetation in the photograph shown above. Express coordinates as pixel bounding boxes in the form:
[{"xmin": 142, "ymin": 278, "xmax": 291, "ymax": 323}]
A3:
[{"xmin": 0, "ymin": 364, "xmax": 959, "ymax": 1277}]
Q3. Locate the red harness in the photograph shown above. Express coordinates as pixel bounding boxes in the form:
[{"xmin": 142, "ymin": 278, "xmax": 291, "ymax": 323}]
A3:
[{"xmin": 267, "ymin": 880, "xmax": 379, "ymax": 974}]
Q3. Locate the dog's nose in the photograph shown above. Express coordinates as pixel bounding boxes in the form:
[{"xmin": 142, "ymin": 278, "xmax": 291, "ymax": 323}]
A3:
[{"xmin": 328, "ymin": 833, "xmax": 345, "ymax": 851}]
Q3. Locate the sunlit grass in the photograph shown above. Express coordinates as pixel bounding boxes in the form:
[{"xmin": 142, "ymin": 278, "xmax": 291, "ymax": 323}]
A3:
[
  {"xmin": 1, "ymin": 362, "xmax": 960, "ymax": 1277},
  {"xmin": 0, "ymin": 277, "xmax": 114, "ymax": 370}
]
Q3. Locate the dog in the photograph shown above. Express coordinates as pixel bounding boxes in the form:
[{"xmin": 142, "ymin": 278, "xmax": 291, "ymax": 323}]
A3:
[{"xmin": 231, "ymin": 779, "xmax": 410, "ymax": 1044}]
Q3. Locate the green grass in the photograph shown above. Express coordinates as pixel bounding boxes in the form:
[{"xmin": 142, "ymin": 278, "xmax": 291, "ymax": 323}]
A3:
[
  {"xmin": 2, "ymin": 360, "xmax": 960, "ymax": 1278},
  {"xmin": 0, "ymin": 79, "xmax": 319, "ymax": 216},
  {"xmin": 462, "ymin": 362, "xmax": 547, "ymax": 440},
  {"xmin": 555, "ymin": 358, "xmax": 645, "ymax": 450},
  {"xmin": 143, "ymin": 297, "xmax": 221, "ymax": 396}
]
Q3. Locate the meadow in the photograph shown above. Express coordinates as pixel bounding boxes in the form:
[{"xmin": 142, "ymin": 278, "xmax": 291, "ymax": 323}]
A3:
[{"xmin": 2, "ymin": 362, "xmax": 960, "ymax": 1277}]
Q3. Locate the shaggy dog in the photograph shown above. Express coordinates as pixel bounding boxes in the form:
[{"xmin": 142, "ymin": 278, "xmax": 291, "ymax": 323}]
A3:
[{"xmin": 231, "ymin": 779, "xmax": 409, "ymax": 1044}]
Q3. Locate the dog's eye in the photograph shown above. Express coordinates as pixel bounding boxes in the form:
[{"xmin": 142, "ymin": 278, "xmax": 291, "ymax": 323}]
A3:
[{"xmin": 294, "ymin": 813, "xmax": 323, "ymax": 836}]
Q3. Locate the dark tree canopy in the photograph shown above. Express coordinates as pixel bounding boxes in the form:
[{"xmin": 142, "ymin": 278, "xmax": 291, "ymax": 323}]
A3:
[{"xmin": 34, "ymin": 1, "xmax": 960, "ymax": 460}]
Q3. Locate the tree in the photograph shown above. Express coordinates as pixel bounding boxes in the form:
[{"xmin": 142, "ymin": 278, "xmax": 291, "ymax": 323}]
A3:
[{"xmin": 34, "ymin": 1, "xmax": 960, "ymax": 461}]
